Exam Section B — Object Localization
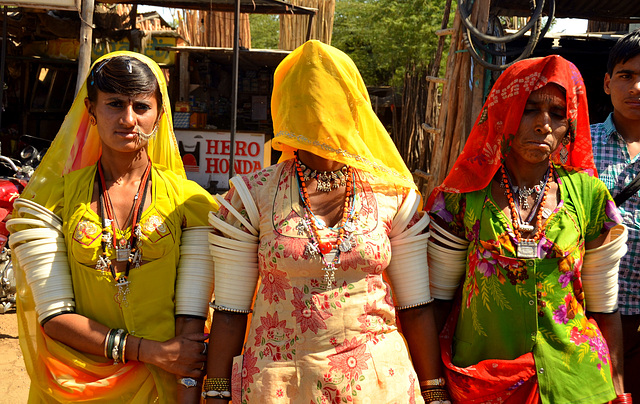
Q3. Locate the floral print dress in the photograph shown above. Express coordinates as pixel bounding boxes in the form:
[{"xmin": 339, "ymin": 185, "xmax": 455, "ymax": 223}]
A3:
[
  {"xmin": 430, "ymin": 165, "xmax": 621, "ymax": 404},
  {"xmin": 218, "ymin": 160, "xmax": 424, "ymax": 404}
]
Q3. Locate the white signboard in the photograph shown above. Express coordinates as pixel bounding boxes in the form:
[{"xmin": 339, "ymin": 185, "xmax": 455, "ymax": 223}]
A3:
[
  {"xmin": 175, "ymin": 130, "xmax": 265, "ymax": 190},
  {"xmin": 0, "ymin": 0, "xmax": 80, "ymax": 11}
]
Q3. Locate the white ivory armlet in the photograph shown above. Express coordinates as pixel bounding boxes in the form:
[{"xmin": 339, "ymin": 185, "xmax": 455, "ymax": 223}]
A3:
[
  {"xmin": 208, "ymin": 191, "xmax": 260, "ymax": 312},
  {"xmin": 427, "ymin": 221, "xmax": 469, "ymax": 300},
  {"xmin": 8, "ymin": 200, "xmax": 73, "ymax": 324},
  {"xmin": 582, "ymin": 224, "xmax": 628, "ymax": 313},
  {"xmin": 386, "ymin": 196, "xmax": 433, "ymax": 307},
  {"xmin": 175, "ymin": 227, "xmax": 215, "ymax": 317}
]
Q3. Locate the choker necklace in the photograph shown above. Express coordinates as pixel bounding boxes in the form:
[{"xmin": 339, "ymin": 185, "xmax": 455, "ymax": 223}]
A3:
[
  {"xmin": 500, "ymin": 163, "xmax": 554, "ymax": 259},
  {"xmin": 294, "ymin": 153, "xmax": 357, "ymax": 289},
  {"xmin": 96, "ymin": 160, "xmax": 152, "ymax": 307},
  {"xmin": 297, "ymin": 160, "xmax": 349, "ymax": 192},
  {"xmin": 501, "ymin": 169, "xmax": 546, "ymax": 210}
]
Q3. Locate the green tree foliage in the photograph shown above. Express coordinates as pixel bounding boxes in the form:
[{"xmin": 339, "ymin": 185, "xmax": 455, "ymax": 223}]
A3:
[
  {"xmin": 332, "ymin": 0, "xmax": 451, "ymax": 86},
  {"xmin": 250, "ymin": 14, "xmax": 280, "ymax": 49}
]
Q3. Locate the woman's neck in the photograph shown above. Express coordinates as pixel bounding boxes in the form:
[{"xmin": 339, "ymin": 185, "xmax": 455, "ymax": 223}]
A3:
[
  {"xmin": 297, "ymin": 150, "xmax": 345, "ymax": 172},
  {"xmin": 99, "ymin": 148, "xmax": 150, "ymax": 185},
  {"xmin": 503, "ymin": 157, "xmax": 551, "ymax": 188}
]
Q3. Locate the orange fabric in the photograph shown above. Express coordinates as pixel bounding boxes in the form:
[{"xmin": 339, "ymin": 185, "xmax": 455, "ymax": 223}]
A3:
[
  {"xmin": 428, "ymin": 55, "xmax": 594, "ymax": 209},
  {"xmin": 440, "ymin": 299, "xmax": 540, "ymax": 404}
]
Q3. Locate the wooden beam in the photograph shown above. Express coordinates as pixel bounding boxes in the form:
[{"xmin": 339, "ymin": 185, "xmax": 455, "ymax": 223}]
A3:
[
  {"xmin": 425, "ymin": 75, "xmax": 447, "ymax": 84},
  {"xmin": 75, "ymin": 0, "xmax": 94, "ymax": 96},
  {"xmin": 436, "ymin": 28, "xmax": 455, "ymax": 36}
]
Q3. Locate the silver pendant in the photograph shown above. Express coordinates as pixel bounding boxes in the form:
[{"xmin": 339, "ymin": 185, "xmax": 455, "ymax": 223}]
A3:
[
  {"xmin": 96, "ymin": 255, "xmax": 111, "ymax": 271},
  {"xmin": 338, "ymin": 238, "xmax": 352, "ymax": 252},
  {"xmin": 304, "ymin": 242, "xmax": 319, "ymax": 257},
  {"xmin": 519, "ymin": 222, "xmax": 534, "ymax": 232},
  {"xmin": 315, "ymin": 217, "xmax": 326, "ymax": 230},
  {"xmin": 116, "ymin": 247, "xmax": 130, "ymax": 262},
  {"xmin": 114, "ymin": 278, "xmax": 130, "ymax": 308},
  {"xmin": 322, "ymin": 263, "xmax": 337, "ymax": 290},
  {"xmin": 296, "ymin": 221, "xmax": 306, "ymax": 235},
  {"xmin": 517, "ymin": 240, "xmax": 538, "ymax": 259},
  {"xmin": 343, "ymin": 220, "xmax": 356, "ymax": 233}
]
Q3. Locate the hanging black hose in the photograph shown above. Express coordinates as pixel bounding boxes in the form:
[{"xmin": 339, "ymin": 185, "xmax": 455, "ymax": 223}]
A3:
[
  {"xmin": 468, "ymin": 0, "xmax": 555, "ymax": 58},
  {"xmin": 459, "ymin": 0, "xmax": 556, "ymax": 71}
]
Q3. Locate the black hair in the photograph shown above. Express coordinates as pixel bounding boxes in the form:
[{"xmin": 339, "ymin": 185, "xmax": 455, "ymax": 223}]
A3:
[
  {"xmin": 86, "ymin": 56, "xmax": 161, "ymax": 104},
  {"xmin": 607, "ymin": 28, "xmax": 640, "ymax": 76}
]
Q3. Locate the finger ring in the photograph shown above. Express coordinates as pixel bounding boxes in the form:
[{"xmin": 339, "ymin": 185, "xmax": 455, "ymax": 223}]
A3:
[
  {"xmin": 201, "ymin": 342, "xmax": 208, "ymax": 355},
  {"xmin": 200, "ymin": 362, "xmax": 206, "ymax": 371},
  {"xmin": 178, "ymin": 377, "xmax": 198, "ymax": 388}
]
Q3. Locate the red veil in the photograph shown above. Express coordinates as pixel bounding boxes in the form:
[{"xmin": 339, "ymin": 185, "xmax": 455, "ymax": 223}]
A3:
[{"xmin": 427, "ymin": 55, "xmax": 595, "ymax": 210}]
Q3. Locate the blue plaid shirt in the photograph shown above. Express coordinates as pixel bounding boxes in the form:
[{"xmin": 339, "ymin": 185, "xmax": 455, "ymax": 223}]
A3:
[{"xmin": 592, "ymin": 113, "xmax": 640, "ymax": 315}]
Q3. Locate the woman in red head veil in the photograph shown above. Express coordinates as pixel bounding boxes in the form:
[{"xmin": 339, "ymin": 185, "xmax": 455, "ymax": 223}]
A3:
[{"xmin": 426, "ymin": 55, "xmax": 630, "ymax": 404}]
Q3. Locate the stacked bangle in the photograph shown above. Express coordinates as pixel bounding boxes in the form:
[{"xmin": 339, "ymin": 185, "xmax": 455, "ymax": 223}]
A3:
[
  {"xmin": 103, "ymin": 328, "xmax": 129, "ymax": 364},
  {"xmin": 419, "ymin": 377, "xmax": 446, "ymax": 388},
  {"xmin": 203, "ymin": 377, "xmax": 232, "ymax": 400},
  {"xmin": 420, "ymin": 387, "xmax": 449, "ymax": 403},
  {"xmin": 612, "ymin": 393, "xmax": 632, "ymax": 404},
  {"xmin": 204, "ymin": 377, "xmax": 231, "ymax": 391}
]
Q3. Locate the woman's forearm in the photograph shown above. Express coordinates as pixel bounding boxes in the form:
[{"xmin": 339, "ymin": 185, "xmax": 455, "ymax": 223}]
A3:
[
  {"xmin": 590, "ymin": 311, "xmax": 624, "ymax": 395},
  {"xmin": 205, "ymin": 312, "xmax": 248, "ymax": 403},
  {"xmin": 398, "ymin": 304, "xmax": 444, "ymax": 381}
]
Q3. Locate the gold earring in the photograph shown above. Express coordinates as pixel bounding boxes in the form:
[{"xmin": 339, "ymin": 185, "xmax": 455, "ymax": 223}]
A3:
[{"xmin": 89, "ymin": 115, "xmax": 96, "ymax": 126}]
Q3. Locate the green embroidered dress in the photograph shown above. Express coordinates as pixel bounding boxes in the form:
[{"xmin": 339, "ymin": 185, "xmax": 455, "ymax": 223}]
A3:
[{"xmin": 431, "ymin": 166, "xmax": 621, "ymax": 404}]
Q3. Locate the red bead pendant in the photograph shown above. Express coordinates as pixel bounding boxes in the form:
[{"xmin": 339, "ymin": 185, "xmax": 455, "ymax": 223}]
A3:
[{"xmin": 318, "ymin": 241, "xmax": 333, "ymax": 254}]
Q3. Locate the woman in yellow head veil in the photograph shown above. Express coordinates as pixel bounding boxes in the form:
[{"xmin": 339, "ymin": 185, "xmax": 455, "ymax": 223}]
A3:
[
  {"xmin": 203, "ymin": 40, "xmax": 447, "ymax": 404},
  {"xmin": 9, "ymin": 51, "xmax": 217, "ymax": 403}
]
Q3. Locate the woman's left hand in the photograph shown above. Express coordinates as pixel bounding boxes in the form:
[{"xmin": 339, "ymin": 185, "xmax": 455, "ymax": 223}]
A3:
[{"xmin": 139, "ymin": 333, "xmax": 208, "ymax": 378}]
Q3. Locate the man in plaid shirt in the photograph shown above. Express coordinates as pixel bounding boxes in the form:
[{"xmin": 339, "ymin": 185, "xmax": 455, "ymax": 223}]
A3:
[{"xmin": 591, "ymin": 28, "xmax": 640, "ymax": 396}]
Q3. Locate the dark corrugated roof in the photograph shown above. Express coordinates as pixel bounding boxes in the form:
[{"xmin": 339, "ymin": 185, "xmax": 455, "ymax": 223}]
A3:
[
  {"xmin": 491, "ymin": 0, "xmax": 640, "ymax": 22},
  {"xmin": 101, "ymin": 0, "xmax": 316, "ymax": 15}
]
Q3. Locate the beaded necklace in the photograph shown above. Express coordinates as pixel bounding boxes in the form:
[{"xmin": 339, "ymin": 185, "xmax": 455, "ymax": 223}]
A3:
[
  {"xmin": 500, "ymin": 163, "xmax": 554, "ymax": 259},
  {"xmin": 294, "ymin": 154, "xmax": 356, "ymax": 289},
  {"xmin": 96, "ymin": 160, "xmax": 152, "ymax": 307}
]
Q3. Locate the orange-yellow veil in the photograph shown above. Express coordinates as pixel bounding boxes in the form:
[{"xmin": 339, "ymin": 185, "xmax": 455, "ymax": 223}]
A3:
[
  {"xmin": 20, "ymin": 50, "xmax": 185, "ymax": 205},
  {"xmin": 271, "ymin": 40, "xmax": 417, "ymax": 191}
]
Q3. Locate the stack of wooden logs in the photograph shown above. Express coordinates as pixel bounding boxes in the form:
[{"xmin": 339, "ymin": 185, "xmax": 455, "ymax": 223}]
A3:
[
  {"xmin": 176, "ymin": 10, "xmax": 252, "ymax": 48},
  {"xmin": 279, "ymin": 0, "xmax": 335, "ymax": 50},
  {"xmin": 418, "ymin": 0, "xmax": 490, "ymax": 199}
]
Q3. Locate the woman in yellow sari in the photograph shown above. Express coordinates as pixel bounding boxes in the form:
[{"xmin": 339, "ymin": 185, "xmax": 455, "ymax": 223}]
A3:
[
  {"xmin": 9, "ymin": 51, "xmax": 217, "ymax": 403},
  {"xmin": 204, "ymin": 40, "xmax": 447, "ymax": 404}
]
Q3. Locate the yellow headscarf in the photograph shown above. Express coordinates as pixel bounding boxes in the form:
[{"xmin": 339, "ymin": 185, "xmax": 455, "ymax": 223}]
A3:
[
  {"xmin": 271, "ymin": 40, "xmax": 417, "ymax": 190},
  {"xmin": 20, "ymin": 50, "xmax": 185, "ymax": 204}
]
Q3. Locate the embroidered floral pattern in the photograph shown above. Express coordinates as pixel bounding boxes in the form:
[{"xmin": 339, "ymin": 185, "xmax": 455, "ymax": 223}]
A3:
[{"xmin": 433, "ymin": 167, "xmax": 621, "ymax": 400}]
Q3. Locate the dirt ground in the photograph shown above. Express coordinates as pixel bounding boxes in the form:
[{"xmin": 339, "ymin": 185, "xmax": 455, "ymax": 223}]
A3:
[{"xmin": 0, "ymin": 310, "xmax": 30, "ymax": 403}]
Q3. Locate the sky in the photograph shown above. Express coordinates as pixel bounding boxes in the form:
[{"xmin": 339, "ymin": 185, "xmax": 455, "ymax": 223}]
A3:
[{"xmin": 550, "ymin": 18, "xmax": 588, "ymax": 34}]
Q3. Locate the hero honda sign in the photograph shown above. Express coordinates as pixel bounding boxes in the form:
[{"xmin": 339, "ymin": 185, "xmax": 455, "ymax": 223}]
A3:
[{"xmin": 175, "ymin": 130, "xmax": 265, "ymax": 189}]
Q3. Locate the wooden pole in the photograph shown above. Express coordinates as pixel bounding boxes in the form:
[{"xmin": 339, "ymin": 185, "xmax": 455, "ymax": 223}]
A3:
[
  {"xmin": 75, "ymin": 0, "xmax": 95, "ymax": 96},
  {"xmin": 228, "ymin": 0, "xmax": 241, "ymax": 183}
]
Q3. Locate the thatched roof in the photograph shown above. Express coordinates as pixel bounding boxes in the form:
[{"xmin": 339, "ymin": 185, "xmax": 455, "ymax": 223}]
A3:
[{"xmin": 102, "ymin": 0, "xmax": 316, "ymax": 15}]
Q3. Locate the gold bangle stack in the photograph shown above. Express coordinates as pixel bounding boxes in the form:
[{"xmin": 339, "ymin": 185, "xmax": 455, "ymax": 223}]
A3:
[
  {"xmin": 420, "ymin": 387, "xmax": 449, "ymax": 403},
  {"xmin": 419, "ymin": 377, "xmax": 446, "ymax": 388},
  {"xmin": 204, "ymin": 377, "xmax": 231, "ymax": 392}
]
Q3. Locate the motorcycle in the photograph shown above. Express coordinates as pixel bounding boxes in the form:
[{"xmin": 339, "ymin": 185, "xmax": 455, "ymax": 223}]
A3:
[{"xmin": 0, "ymin": 135, "xmax": 50, "ymax": 313}]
